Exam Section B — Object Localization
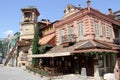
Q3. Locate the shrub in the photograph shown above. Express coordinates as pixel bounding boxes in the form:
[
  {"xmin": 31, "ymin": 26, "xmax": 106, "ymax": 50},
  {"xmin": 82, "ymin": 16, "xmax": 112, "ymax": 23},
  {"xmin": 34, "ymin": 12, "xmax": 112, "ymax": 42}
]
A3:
[{"xmin": 26, "ymin": 66, "xmax": 48, "ymax": 76}]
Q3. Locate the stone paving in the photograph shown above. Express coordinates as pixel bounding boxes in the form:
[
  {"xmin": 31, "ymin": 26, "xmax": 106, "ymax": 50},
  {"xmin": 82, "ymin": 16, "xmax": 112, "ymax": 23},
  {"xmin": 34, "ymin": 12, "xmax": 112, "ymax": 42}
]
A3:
[{"xmin": 0, "ymin": 64, "xmax": 95, "ymax": 80}]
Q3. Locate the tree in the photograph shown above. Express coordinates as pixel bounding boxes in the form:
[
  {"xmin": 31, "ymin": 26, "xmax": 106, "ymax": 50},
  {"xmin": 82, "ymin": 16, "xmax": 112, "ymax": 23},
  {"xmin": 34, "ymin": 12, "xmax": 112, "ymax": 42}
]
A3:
[
  {"xmin": 0, "ymin": 40, "xmax": 2, "ymax": 53},
  {"xmin": 32, "ymin": 23, "xmax": 39, "ymax": 67},
  {"xmin": 0, "ymin": 40, "xmax": 2, "ymax": 49}
]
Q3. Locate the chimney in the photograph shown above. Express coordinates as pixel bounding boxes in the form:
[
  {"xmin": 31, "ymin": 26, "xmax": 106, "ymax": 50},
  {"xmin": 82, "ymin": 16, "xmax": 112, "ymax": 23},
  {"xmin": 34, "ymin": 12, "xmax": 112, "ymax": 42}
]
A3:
[
  {"xmin": 87, "ymin": 0, "xmax": 91, "ymax": 12},
  {"xmin": 108, "ymin": 8, "xmax": 113, "ymax": 15}
]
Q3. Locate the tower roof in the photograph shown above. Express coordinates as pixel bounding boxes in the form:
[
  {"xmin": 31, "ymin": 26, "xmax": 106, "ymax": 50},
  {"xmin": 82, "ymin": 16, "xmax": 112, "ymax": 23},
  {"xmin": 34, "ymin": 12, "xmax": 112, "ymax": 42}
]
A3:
[{"xmin": 21, "ymin": 6, "xmax": 40, "ymax": 16}]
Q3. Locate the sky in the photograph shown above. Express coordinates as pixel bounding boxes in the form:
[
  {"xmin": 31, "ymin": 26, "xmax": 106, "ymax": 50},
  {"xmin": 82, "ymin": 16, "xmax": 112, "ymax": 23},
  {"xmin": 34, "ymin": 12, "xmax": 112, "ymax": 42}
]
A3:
[{"xmin": 0, "ymin": 0, "xmax": 120, "ymax": 38}]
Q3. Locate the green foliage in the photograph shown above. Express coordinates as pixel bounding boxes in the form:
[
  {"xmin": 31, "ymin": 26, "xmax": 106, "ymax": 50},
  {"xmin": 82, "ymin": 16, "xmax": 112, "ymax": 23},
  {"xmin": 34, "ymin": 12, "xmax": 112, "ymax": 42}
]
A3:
[
  {"xmin": 32, "ymin": 58, "xmax": 39, "ymax": 67},
  {"xmin": 32, "ymin": 23, "xmax": 39, "ymax": 66},
  {"xmin": 38, "ymin": 45, "xmax": 53, "ymax": 54},
  {"xmin": 32, "ymin": 58, "xmax": 36, "ymax": 67},
  {"xmin": 32, "ymin": 23, "xmax": 39, "ymax": 55},
  {"xmin": 26, "ymin": 66, "xmax": 48, "ymax": 76},
  {"xmin": 38, "ymin": 45, "xmax": 46, "ymax": 54},
  {"xmin": 0, "ymin": 40, "xmax": 2, "ymax": 52},
  {"xmin": 0, "ymin": 40, "xmax": 2, "ymax": 48}
]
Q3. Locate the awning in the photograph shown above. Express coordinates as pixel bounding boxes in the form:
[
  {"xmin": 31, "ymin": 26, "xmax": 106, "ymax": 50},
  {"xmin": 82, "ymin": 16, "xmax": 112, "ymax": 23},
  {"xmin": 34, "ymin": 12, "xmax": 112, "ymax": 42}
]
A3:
[
  {"xmin": 29, "ymin": 52, "xmax": 71, "ymax": 58},
  {"xmin": 38, "ymin": 34, "xmax": 55, "ymax": 45}
]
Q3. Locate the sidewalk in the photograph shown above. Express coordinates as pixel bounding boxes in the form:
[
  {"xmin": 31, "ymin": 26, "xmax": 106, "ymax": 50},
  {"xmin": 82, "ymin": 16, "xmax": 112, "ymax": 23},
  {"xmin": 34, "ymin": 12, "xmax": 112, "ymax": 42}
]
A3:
[{"xmin": 50, "ymin": 74, "xmax": 95, "ymax": 80}]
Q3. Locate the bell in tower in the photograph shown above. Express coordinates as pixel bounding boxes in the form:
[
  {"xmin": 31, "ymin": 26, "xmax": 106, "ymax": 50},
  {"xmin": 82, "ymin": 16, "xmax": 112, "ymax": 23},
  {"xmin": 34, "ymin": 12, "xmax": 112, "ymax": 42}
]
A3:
[
  {"xmin": 23, "ymin": 12, "xmax": 31, "ymax": 22},
  {"xmin": 21, "ymin": 6, "xmax": 40, "ymax": 23}
]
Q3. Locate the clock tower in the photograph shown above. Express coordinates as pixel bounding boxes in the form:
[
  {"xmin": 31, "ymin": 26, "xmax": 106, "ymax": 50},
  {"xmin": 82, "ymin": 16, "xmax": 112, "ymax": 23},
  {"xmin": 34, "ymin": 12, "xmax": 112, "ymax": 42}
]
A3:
[
  {"xmin": 20, "ymin": 6, "xmax": 40, "ymax": 40},
  {"xmin": 18, "ymin": 6, "xmax": 40, "ymax": 66}
]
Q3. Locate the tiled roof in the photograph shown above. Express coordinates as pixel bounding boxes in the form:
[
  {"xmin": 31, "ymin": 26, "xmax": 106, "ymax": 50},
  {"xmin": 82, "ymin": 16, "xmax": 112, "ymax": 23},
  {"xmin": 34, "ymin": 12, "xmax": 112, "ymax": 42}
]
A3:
[
  {"xmin": 75, "ymin": 40, "xmax": 111, "ymax": 50},
  {"xmin": 46, "ymin": 40, "xmax": 119, "ymax": 54},
  {"xmin": 46, "ymin": 41, "xmax": 84, "ymax": 53}
]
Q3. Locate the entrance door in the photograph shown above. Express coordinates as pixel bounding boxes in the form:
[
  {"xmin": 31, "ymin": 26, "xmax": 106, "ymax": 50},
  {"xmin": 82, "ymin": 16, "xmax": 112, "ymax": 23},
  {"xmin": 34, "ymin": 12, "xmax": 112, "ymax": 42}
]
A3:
[
  {"xmin": 86, "ymin": 56, "xmax": 94, "ymax": 76},
  {"xmin": 80, "ymin": 55, "xmax": 94, "ymax": 76}
]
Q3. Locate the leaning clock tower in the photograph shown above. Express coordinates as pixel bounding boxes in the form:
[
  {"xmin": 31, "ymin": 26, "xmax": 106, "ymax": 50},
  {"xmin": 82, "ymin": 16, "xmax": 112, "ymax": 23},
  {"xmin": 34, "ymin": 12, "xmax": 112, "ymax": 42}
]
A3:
[
  {"xmin": 18, "ymin": 6, "xmax": 40, "ymax": 66},
  {"xmin": 20, "ymin": 6, "xmax": 40, "ymax": 40}
]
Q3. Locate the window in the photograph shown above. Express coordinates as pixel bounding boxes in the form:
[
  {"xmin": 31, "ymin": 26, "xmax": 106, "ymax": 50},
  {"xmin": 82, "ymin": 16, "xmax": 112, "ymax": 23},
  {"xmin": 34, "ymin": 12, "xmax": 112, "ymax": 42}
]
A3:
[
  {"xmin": 109, "ymin": 27, "xmax": 113, "ymax": 39},
  {"xmin": 24, "ymin": 12, "xmax": 31, "ymax": 18},
  {"xmin": 98, "ymin": 55, "xmax": 104, "ymax": 68},
  {"xmin": 94, "ymin": 22, "xmax": 99, "ymax": 39},
  {"xmin": 115, "ymin": 16, "xmax": 120, "ymax": 20},
  {"xmin": 68, "ymin": 26, "xmax": 74, "ymax": 34},
  {"xmin": 102, "ymin": 24, "xmax": 106, "ymax": 39},
  {"xmin": 59, "ymin": 29, "xmax": 64, "ymax": 44},
  {"xmin": 78, "ymin": 23, "xmax": 83, "ymax": 39}
]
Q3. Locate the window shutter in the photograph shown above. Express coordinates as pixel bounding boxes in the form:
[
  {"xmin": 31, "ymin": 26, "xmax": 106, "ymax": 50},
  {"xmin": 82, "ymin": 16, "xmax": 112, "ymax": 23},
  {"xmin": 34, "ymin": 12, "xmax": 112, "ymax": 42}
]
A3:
[{"xmin": 78, "ymin": 23, "xmax": 83, "ymax": 39}]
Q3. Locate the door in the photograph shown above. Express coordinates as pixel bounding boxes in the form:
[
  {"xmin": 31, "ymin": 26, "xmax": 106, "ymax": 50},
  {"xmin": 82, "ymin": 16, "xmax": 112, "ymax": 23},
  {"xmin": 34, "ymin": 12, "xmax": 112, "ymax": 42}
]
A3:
[
  {"xmin": 79, "ymin": 55, "xmax": 94, "ymax": 76},
  {"xmin": 86, "ymin": 56, "xmax": 94, "ymax": 76}
]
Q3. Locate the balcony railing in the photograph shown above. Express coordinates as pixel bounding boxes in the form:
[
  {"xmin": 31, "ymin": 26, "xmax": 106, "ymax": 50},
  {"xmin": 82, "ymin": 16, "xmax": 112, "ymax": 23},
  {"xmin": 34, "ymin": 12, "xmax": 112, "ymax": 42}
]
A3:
[
  {"xmin": 23, "ymin": 17, "xmax": 32, "ymax": 22},
  {"xmin": 61, "ymin": 34, "xmax": 76, "ymax": 44},
  {"xmin": 113, "ymin": 38, "xmax": 120, "ymax": 44}
]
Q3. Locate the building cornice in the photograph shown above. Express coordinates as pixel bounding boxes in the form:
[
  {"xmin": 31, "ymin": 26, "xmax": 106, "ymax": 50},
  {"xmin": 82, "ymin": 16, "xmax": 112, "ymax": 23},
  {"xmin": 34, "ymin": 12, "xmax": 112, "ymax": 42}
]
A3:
[
  {"xmin": 20, "ymin": 21, "xmax": 36, "ymax": 25},
  {"xmin": 90, "ymin": 8, "xmax": 120, "ymax": 26},
  {"xmin": 55, "ymin": 8, "xmax": 88, "ymax": 28},
  {"xmin": 55, "ymin": 8, "xmax": 120, "ymax": 28}
]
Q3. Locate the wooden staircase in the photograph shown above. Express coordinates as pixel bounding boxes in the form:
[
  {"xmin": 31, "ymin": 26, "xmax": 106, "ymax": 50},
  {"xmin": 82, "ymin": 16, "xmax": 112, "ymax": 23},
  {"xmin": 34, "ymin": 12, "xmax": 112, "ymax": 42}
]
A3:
[{"xmin": 4, "ymin": 41, "xmax": 18, "ymax": 66}]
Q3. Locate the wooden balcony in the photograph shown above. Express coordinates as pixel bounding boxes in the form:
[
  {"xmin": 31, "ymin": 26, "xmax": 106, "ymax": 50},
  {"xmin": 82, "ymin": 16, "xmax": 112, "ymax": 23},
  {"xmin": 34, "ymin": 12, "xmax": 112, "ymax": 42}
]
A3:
[
  {"xmin": 17, "ymin": 40, "xmax": 32, "ymax": 47},
  {"xmin": 61, "ymin": 34, "xmax": 76, "ymax": 47}
]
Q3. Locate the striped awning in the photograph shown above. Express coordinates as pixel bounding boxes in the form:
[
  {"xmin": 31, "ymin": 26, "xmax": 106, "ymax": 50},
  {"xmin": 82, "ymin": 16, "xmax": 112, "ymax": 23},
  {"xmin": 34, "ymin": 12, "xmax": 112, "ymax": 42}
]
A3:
[{"xmin": 38, "ymin": 34, "xmax": 55, "ymax": 45}]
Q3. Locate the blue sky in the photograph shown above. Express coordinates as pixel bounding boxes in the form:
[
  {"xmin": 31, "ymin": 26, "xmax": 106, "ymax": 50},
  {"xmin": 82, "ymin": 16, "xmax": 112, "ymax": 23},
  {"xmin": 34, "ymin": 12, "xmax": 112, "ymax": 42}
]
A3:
[{"xmin": 0, "ymin": 0, "xmax": 120, "ymax": 38}]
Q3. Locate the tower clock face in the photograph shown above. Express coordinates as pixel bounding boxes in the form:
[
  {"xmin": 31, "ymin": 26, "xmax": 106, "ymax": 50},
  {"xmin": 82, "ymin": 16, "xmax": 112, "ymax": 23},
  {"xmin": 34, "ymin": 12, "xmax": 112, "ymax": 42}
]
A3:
[{"xmin": 21, "ymin": 24, "xmax": 34, "ymax": 36}]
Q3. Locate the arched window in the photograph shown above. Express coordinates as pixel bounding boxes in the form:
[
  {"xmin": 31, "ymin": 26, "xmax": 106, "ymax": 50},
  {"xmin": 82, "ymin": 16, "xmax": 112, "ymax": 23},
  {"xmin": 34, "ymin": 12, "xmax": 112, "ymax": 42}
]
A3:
[{"xmin": 24, "ymin": 12, "xmax": 31, "ymax": 18}]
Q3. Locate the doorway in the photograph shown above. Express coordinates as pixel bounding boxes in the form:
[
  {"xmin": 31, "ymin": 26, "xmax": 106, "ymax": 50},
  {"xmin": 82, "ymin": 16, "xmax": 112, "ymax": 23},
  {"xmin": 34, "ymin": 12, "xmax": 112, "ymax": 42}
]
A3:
[{"xmin": 79, "ymin": 54, "xmax": 94, "ymax": 76}]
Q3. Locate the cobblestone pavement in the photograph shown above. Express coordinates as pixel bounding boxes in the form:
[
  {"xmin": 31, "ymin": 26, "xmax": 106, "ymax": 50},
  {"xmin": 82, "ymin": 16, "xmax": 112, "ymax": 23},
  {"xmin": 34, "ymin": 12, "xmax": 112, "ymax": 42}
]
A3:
[{"xmin": 0, "ymin": 64, "xmax": 95, "ymax": 80}]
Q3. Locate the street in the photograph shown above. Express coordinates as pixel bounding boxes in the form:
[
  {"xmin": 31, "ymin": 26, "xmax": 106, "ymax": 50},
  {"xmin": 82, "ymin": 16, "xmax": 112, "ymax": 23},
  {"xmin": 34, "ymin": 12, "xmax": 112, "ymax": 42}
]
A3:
[
  {"xmin": 0, "ymin": 64, "xmax": 48, "ymax": 80},
  {"xmin": 0, "ymin": 64, "xmax": 95, "ymax": 80}
]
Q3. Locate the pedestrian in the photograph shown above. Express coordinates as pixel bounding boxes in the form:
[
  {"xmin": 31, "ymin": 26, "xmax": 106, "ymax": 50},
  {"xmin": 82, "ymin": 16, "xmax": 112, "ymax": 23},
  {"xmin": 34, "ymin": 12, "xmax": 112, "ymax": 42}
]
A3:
[
  {"xmin": 39, "ymin": 59, "xmax": 42, "ymax": 69},
  {"xmin": 114, "ymin": 58, "xmax": 120, "ymax": 80}
]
